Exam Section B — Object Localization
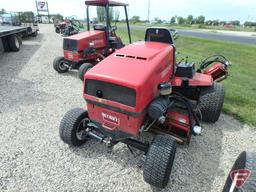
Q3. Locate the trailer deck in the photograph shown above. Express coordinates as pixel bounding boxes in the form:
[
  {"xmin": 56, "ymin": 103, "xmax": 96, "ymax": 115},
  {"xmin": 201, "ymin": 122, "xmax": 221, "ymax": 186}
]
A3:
[{"xmin": 0, "ymin": 26, "xmax": 27, "ymax": 38}]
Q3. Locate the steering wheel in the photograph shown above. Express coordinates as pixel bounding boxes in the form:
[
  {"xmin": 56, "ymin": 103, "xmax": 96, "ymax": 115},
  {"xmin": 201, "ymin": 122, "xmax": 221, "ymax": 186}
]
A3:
[{"xmin": 111, "ymin": 25, "xmax": 117, "ymax": 32}]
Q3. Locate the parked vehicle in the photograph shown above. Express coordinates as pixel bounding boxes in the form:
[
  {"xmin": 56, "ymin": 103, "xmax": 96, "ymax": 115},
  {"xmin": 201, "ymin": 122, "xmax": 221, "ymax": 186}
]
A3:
[
  {"xmin": 58, "ymin": 8, "xmax": 230, "ymax": 187},
  {"xmin": 53, "ymin": 0, "xmax": 131, "ymax": 80}
]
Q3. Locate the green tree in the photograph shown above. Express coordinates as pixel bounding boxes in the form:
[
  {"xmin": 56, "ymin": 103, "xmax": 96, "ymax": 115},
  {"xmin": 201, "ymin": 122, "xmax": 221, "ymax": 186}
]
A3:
[
  {"xmin": 219, "ymin": 21, "xmax": 227, "ymax": 25},
  {"xmin": 186, "ymin": 15, "xmax": 193, "ymax": 24},
  {"xmin": 212, "ymin": 20, "xmax": 219, "ymax": 26},
  {"xmin": 96, "ymin": 7, "xmax": 113, "ymax": 22},
  {"xmin": 0, "ymin": 8, "xmax": 6, "ymax": 14},
  {"xmin": 195, "ymin": 15, "xmax": 205, "ymax": 24},
  {"xmin": 170, "ymin": 16, "xmax": 176, "ymax": 24},
  {"xmin": 229, "ymin": 20, "xmax": 240, "ymax": 26},
  {"xmin": 130, "ymin": 15, "xmax": 140, "ymax": 24},
  {"xmin": 113, "ymin": 9, "xmax": 120, "ymax": 22},
  {"xmin": 55, "ymin": 14, "xmax": 63, "ymax": 21},
  {"xmin": 177, "ymin": 16, "xmax": 185, "ymax": 25},
  {"xmin": 97, "ymin": 7, "xmax": 105, "ymax": 22}
]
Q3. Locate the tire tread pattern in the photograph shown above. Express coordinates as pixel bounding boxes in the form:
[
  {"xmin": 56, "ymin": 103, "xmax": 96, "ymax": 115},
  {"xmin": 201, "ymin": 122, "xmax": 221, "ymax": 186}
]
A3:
[
  {"xmin": 198, "ymin": 82, "xmax": 225, "ymax": 122},
  {"xmin": 143, "ymin": 135, "xmax": 176, "ymax": 188},
  {"xmin": 59, "ymin": 108, "xmax": 87, "ymax": 147}
]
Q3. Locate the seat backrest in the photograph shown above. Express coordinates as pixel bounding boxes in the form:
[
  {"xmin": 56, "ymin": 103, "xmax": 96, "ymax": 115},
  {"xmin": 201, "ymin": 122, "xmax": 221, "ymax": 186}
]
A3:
[
  {"xmin": 93, "ymin": 24, "xmax": 107, "ymax": 31},
  {"xmin": 145, "ymin": 28, "xmax": 174, "ymax": 45}
]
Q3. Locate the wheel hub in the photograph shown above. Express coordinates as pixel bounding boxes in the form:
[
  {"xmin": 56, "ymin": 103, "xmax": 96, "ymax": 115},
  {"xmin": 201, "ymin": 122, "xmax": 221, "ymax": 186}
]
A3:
[{"xmin": 76, "ymin": 118, "xmax": 89, "ymax": 141}]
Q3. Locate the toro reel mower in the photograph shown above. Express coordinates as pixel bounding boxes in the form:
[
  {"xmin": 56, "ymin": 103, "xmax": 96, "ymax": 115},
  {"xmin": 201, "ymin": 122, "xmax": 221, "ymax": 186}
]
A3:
[
  {"xmin": 55, "ymin": 17, "xmax": 83, "ymax": 36},
  {"xmin": 59, "ymin": 26, "xmax": 230, "ymax": 188},
  {"xmin": 53, "ymin": 0, "xmax": 131, "ymax": 81}
]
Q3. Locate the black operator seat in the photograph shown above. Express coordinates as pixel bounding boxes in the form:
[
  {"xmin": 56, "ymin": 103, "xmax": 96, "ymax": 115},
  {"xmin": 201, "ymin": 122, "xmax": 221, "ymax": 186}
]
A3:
[
  {"xmin": 93, "ymin": 24, "xmax": 107, "ymax": 31},
  {"xmin": 145, "ymin": 28, "xmax": 174, "ymax": 45}
]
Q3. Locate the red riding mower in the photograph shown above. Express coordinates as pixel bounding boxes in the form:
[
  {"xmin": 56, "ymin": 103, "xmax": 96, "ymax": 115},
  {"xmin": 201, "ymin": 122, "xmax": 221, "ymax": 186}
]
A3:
[
  {"xmin": 53, "ymin": 0, "xmax": 131, "ymax": 81},
  {"xmin": 59, "ymin": 26, "xmax": 230, "ymax": 188}
]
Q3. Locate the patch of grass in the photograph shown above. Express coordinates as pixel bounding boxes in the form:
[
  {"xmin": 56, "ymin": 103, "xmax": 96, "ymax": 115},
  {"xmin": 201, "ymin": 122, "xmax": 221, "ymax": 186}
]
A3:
[{"xmin": 116, "ymin": 26, "xmax": 256, "ymax": 126}]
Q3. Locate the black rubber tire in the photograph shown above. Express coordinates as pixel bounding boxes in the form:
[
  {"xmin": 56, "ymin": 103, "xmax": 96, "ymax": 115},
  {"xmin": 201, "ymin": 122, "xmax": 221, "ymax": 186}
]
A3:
[
  {"xmin": 222, "ymin": 151, "xmax": 256, "ymax": 192},
  {"xmin": 53, "ymin": 56, "xmax": 69, "ymax": 73},
  {"xmin": 8, "ymin": 34, "xmax": 20, "ymax": 51},
  {"xmin": 2, "ymin": 37, "xmax": 10, "ymax": 52},
  {"xmin": 59, "ymin": 108, "xmax": 89, "ymax": 147},
  {"xmin": 78, "ymin": 63, "xmax": 93, "ymax": 81},
  {"xmin": 32, "ymin": 31, "xmax": 38, "ymax": 37},
  {"xmin": 55, "ymin": 27, "xmax": 60, "ymax": 33},
  {"xmin": 143, "ymin": 135, "xmax": 176, "ymax": 188},
  {"xmin": 17, "ymin": 35, "xmax": 22, "ymax": 45},
  {"xmin": 198, "ymin": 82, "xmax": 225, "ymax": 123}
]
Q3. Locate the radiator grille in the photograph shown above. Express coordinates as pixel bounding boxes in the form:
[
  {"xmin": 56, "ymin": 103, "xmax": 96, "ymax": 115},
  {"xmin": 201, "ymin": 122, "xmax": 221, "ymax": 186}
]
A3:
[
  {"xmin": 63, "ymin": 39, "xmax": 77, "ymax": 51},
  {"xmin": 86, "ymin": 79, "xmax": 136, "ymax": 107}
]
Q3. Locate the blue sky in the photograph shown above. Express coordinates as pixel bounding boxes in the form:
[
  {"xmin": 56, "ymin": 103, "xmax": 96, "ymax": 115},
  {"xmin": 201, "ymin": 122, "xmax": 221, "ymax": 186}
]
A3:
[{"xmin": 1, "ymin": 0, "xmax": 256, "ymax": 22}]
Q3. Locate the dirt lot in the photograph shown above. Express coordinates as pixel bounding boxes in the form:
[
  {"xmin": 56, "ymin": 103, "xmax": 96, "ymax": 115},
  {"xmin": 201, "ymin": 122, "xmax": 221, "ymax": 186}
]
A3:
[{"xmin": 0, "ymin": 24, "xmax": 256, "ymax": 192}]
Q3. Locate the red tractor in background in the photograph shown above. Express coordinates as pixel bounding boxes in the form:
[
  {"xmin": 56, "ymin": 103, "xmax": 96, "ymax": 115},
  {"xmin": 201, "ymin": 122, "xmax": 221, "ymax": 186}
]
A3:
[
  {"xmin": 53, "ymin": 0, "xmax": 132, "ymax": 80},
  {"xmin": 59, "ymin": 24, "xmax": 230, "ymax": 188}
]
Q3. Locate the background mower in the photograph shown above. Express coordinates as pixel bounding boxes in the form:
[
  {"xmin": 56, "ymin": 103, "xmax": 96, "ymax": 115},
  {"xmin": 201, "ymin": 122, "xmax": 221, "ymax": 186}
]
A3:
[
  {"xmin": 55, "ymin": 17, "xmax": 84, "ymax": 37},
  {"xmin": 59, "ymin": 26, "xmax": 230, "ymax": 188},
  {"xmin": 53, "ymin": 0, "xmax": 131, "ymax": 81}
]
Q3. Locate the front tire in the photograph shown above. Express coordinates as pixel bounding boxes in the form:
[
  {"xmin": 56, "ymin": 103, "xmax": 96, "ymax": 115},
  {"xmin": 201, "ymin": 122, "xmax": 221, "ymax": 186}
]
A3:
[
  {"xmin": 32, "ymin": 31, "xmax": 38, "ymax": 37},
  {"xmin": 78, "ymin": 63, "xmax": 93, "ymax": 81},
  {"xmin": 55, "ymin": 27, "xmax": 60, "ymax": 33},
  {"xmin": 8, "ymin": 34, "xmax": 20, "ymax": 51},
  {"xmin": 222, "ymin": 151, "xmax": 256, "ymax": 192},
  {"xmin": 198, "ymin": 82, "xmax": 225, "ymax": 123},
  {"xmin": 143, "ymin": 135, "xmax": 176, "ymax": 188},
  {"xmin": 53, "ymin": 56, "xmax": 69, "ymax": 73},
  {"xmin": 59, "ymin": 108, "xmax": 90, "ymax": 147}
]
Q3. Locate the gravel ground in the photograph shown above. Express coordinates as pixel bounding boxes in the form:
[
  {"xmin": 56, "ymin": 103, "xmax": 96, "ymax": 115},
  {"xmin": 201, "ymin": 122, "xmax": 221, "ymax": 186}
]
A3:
[{"xmin": 0, "ymin": 24, "xmax": 256, "ymax": 192}]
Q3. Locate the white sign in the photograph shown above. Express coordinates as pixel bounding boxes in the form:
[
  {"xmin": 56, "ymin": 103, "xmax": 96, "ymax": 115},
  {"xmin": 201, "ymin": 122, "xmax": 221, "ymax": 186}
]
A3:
[{"xmin": 37, "ymin": 1, "xmax": 48, "ymax": 12}]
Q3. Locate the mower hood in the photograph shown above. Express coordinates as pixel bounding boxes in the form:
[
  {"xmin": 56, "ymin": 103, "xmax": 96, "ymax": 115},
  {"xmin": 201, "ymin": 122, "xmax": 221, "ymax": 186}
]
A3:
[{"xmin": 84, "ymin": 41, "xmax": 174, "ymax": 112}]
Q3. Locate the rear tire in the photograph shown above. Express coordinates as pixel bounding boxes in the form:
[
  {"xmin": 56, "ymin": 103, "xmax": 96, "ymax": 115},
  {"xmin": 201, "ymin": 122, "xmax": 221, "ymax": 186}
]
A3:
[
  {"xmin": 53, "ymin": 56, "xmax": 69, "ymax": 73},
  {"xmin": 198, "ymin": 82, "xmax": 225, "ymax": 123},
  {"xmin": 143, "ymin": 135, "xmax": 176, "ymax": 188},
  {"xmin": 8, "ymin": 34, "xmax": 20, "ymax": 51},
  {"xmin": 59, "ymin": 108, "xmax": 89, "ymax": 147},
  {"xmin": 55, "ymin": 27, "xmax": 60, "ymax": 33},
  {"xmin": 17, "ymin": 35, "xmax": 22, "ymax": 45},
  {"xmin": 32, "ymin": 31, "xmax": 38, "ymax": 37},
  {"xmin": 222, "ymin": 151, "xmax": 256, "ymax": 192},
  {"xmin": 78, "ymin": 63, "xmax": 93, "ymax": 81}
]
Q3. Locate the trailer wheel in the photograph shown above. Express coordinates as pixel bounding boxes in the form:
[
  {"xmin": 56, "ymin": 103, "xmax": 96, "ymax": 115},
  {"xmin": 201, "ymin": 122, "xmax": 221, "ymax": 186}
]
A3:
[
  {"xmin": 198, "ymin": 82, "xmax": 225, "ymax": 123},
  {"xmin": 59, "ymin": 108, "xmax": 90, "ymax": 147},
  {"xmin": 17, "ymin": 35, "xmax": 22, "ymax": 45},
  {"xmin": 32, "ymin": 31, "xmax": 38, "ymax": 37},
  {"xmin": 78, "ymin": 63, "xmax": 93, "ymax": 81},
  {"xmin": 222, "ymin": 151, "xmax": 256, "ymax": 192},
  {"xmin": 8, "ymin": 34, "xmax": 20, "ymax": 51},
  {"xmin": 53, "ymin": 56, "xmax": 69, "ymax": 73},
  {"xmin": 55, "ymin": 27, "xmax": 60, "ymax": 34},
  {"xmin": 143, "ymin": 135, "xmax": 176, "ymax": 188}
]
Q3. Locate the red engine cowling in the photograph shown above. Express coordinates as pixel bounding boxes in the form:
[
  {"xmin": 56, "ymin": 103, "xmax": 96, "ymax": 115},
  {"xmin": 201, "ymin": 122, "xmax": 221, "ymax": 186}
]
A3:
[
  {"xmin": 84, "ymin": 41, "xmax": 175, "ymax": 136},
  {"xmin": 63, "ymin": 31, "xmax": 107, "ymax": 62}
]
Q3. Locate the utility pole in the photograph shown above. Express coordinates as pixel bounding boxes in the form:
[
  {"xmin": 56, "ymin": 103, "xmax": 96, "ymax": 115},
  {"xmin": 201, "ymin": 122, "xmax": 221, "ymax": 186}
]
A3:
[{"xmin": 147, "ymin": 0, "xmax": 150, "ymax": 23}]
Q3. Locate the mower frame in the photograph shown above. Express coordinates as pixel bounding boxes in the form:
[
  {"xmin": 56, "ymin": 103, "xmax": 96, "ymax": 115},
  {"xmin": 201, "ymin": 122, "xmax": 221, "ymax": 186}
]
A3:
[{"xmin": 85, "ymin": 0, "xmax": 132, "ymax": 46}]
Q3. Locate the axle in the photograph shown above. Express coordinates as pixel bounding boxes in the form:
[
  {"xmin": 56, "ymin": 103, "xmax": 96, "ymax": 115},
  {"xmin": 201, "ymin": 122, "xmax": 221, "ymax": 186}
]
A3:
[{"xmin": 86, "ymin": 128, "xmax": 149, "ymax": 152}]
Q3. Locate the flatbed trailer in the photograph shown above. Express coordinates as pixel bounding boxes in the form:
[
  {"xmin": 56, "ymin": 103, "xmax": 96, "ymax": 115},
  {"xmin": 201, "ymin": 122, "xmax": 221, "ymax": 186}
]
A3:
[{"xmin": 0, "ymin": 26, "xmax": 27, "ymax": 53}]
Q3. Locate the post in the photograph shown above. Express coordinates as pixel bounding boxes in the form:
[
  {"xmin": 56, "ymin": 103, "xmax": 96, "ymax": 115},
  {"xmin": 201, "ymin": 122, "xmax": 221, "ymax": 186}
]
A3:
[
  {"xmin": 105, "ymin": 4, "xmax": 110, "ymax": 49},
  {"xmin": 124, "ymin": 6, "xmax": 131, "ymax": 44},
  {"xmin": 35, "ymin": 1, "xmax": 40, "ymax": 22},
  {"xmin": 47, "ymin": 2, "xmax": 50, "ymax": 23},
  {"xmin": 86, "ymin": 5, "xmax": 90, "ymax": 31},
  {"xmin": 147, "ymin": 0, "xmax": 150, "ymax": 23}
]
